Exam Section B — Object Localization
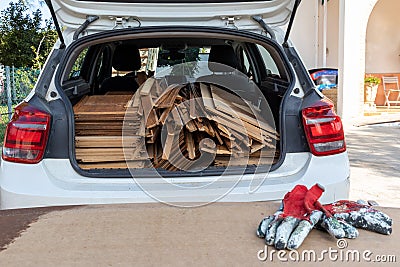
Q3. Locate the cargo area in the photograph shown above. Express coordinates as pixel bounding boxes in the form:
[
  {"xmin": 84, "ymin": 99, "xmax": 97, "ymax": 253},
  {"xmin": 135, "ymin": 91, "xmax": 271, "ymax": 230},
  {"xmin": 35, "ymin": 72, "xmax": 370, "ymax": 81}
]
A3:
[
  {"xmin": 63, "ymin": 36, "xmax": 291, "ymax": 172},
  {"xmin": 73, "ymin": 79, "xmax": 279, "ymax": 170}
]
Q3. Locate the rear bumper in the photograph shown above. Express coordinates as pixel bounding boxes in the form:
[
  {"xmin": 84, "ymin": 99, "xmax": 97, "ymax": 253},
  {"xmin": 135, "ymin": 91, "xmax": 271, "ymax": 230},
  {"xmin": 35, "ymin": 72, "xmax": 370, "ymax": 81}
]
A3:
[{"xmin": 0, "ymin": 152, "xmax": 350, "ymax": 209}]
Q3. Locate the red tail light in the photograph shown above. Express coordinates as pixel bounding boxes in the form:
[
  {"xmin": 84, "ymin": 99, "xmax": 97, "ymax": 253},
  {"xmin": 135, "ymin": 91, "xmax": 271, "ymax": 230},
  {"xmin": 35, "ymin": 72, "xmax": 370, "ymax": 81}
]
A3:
[
  {"xmin": 302, "ymin": 99, "xmax": 346, "ymax": 156},
  {"xmin": 2, "ymin": 102, "xmax": 51, "ymax": 164}
]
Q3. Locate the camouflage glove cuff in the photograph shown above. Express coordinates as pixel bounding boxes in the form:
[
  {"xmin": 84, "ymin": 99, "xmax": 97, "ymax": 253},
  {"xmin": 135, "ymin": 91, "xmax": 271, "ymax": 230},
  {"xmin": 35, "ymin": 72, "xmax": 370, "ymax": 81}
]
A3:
[{"xmin": 324, "ymin": 200, "xmax": 392, "ymax": 235}]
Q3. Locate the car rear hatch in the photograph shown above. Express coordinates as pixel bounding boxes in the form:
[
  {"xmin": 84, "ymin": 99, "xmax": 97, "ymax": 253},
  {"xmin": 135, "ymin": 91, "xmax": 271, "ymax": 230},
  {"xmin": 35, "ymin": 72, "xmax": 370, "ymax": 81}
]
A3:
[
  {"xmin": 48, "ymin": 0, "xmax": 296, "ymax": 43},
  {"xmin": 40, "ymin": 0, "xmax": 314, "ymax": 179}
]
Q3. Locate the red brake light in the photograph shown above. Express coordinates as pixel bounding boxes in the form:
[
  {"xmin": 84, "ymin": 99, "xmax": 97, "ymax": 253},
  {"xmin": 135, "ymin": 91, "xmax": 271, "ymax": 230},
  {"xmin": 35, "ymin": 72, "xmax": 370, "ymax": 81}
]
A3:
[
  {"xmin": 302, "ymin": 99, "xmax": 346, "ymax": 156},
  {"xmin": 2, "ymin": 102, "xmax": 51, "ymax": 164}
]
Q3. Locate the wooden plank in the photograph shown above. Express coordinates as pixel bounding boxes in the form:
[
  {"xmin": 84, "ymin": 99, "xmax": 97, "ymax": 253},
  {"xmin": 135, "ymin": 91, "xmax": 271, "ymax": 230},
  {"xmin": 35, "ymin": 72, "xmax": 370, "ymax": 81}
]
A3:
[
  {"xmin": 202, "ymin": 119, "xmax": 216, "ymax": 137},
  {"xmin": 206, "ymin": 107, "xmax": 273, "ymax": 143},
  {"xmin": 155, "ymin": 79, "xmax": 162, "ymax": 95},
  {"xmin": 210, "ymin": 84, "xmax": 255, "ymax": 117},
  {"xmin": 200, "ymin": 83, "xmax": 215, "ymax": 110},
  {"xmin": 189, "ymin": 87, "xmax": 196, "ymax": 119},
  {"xmin": 185, "ymin": 120, "xmax": 197, "ymax": 132},
  {"xmin": 105, "ymin": 91, "xmax": 134, "ymax": 95},
  {"xmin": 75, "ymin": 130, "xmax": 124, "ymax": 136},
  {"xmin": 209, "ymin": 84, "xmax": 278, "ymax": 138},
  {"xmin": 185, "ymin": 131, "xmax": 196, "ymax": 160},
  {"xmin": 250, "ymin": 141, "xmax": 266, "ymax": 154},
  {"xmin": 130, "ymin": 92, "xmax": 141, "ymax": 108},
  {"xmin": 139, "ymin": 77, "xmax": 155, "ymax": 96},
  {"xmin": 141, "ymin": 94, "xmax": 158, "ymax": 128},
  {"xmin": 74, "ymin": 95, "xmax": 133, "ymax": 114},
  {"xmin": 79, "ymin": 160, "xmax": 147, "ymax": 170},
  {"xmin": 75, "ymin": 136, "xmax": 141, "ymax": 148},
  {"xmin": 200, "ymin": 145, "xmax": 231, "ymax": 156},
  {"xmin": 73, "ymin": 95, "xmax": 89, "ymax": 113},
  {"xmin": 162, "ymin": 122, "xmax": 176, "ymax": 160},
  {"xmin": 154, "ymin": 85, "xmax": 183, "ymax": 108}
]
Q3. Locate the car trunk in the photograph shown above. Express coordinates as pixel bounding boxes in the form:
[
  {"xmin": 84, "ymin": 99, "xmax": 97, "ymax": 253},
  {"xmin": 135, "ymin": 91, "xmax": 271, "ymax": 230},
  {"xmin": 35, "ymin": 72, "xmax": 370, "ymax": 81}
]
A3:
[
  {"xmin": 57, "ymin": 29, "xmax": 293, "ymax": 175},
  {"xmin": 72, "ymin": 79, "xmax": 281, "ymax": 171}
]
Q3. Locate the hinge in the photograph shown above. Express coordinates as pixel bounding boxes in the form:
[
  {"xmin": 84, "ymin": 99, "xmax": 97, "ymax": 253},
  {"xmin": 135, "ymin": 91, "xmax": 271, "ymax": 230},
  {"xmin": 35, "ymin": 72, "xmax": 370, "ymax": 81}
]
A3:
[
  {"xmin": 221, "ymin": 16, "xmax": 241, "ymax": 29},
  {"xmin": 109, "ymin": 16, "xmax": 141, "ymax": 29}
]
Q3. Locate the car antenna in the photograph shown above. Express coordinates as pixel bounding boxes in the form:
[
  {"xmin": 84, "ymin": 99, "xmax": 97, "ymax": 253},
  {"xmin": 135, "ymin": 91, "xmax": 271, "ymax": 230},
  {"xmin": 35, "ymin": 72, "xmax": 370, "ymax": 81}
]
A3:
[{"xmin": 44, "ymin": 0, "xmax": 65, "ymax": 49}]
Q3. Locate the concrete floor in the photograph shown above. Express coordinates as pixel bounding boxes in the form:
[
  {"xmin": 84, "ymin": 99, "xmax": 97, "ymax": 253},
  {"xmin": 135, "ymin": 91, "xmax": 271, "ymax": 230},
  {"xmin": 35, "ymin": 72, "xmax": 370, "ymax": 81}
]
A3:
[
  {"xmin": 0, "ymin": 203, "xmax": 398, "ymax": 266},
  {"xmin": 345, "ymin": 123, "xmax": 400, "ymax": 207}
]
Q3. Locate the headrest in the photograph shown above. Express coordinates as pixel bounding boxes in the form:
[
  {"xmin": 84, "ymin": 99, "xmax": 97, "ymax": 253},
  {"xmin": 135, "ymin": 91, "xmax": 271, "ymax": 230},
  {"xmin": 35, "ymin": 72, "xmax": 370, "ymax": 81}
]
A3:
[
  {"xmin": 208, "ymin": 45, "xmax": 239, "ymax": 72},
  {"xmin": 112, "ymin": 43, "xmax": 141, "ymax": 71}
]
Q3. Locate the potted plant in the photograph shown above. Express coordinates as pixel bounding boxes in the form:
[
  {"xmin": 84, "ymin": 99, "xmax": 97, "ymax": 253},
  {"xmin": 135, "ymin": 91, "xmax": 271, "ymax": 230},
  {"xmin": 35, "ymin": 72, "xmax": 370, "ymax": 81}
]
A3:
[{"xmin": 364, "ymin": 75, "xmax": 381, "ymax": 110}]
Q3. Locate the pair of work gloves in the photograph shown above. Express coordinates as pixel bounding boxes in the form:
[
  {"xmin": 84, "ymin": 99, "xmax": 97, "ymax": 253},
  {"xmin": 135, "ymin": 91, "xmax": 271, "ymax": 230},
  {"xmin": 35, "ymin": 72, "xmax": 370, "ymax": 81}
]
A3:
[{"xmin": 256, "ymin": 184, "xmax": 392, "ymax": 250}]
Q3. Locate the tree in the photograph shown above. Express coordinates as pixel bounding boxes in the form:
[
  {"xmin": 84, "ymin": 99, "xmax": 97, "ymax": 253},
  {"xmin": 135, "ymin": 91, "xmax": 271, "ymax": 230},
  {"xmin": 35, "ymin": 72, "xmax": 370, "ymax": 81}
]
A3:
[
  {"xmin": 0, "ymin": 0, "xmax": 56, "ymax": 68},
  {"xmin": 31, "ymin": 19, "xmax": 57, "ymax": 69}
]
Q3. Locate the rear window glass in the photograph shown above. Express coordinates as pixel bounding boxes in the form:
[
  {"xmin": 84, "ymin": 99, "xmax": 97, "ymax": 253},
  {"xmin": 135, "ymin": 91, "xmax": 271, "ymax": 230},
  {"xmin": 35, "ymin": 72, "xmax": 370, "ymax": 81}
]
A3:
[
  {"xmin": 62, "ymin": 37, "xmax": 289, "ymax": 88},
  {"xmin": 69, "ymin": 48, "xmax": 88, "ymax": 79},
  {"xmin": 256, "ymin": 44, "xmax": 280, "ymax": 76}
]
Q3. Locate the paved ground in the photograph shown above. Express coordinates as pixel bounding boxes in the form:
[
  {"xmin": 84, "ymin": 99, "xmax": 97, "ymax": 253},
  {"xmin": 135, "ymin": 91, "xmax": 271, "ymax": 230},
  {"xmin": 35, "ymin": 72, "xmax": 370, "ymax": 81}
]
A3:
[
  {"xmin": 345, "ymin": 123, "xmax": 400, "ymax": 207},
  {"xmin": 0, "ymin": 203, "xmax": 398, "ymax": 266}
]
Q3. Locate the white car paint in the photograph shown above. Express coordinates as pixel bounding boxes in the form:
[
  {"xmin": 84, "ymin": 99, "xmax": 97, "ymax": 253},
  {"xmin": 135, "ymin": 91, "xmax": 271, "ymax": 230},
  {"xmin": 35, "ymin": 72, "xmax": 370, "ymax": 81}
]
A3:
[
  {"xmin": 54, "ymin": 0, "xmax": 294, "ymax": 36},
  {"xmin": 0, "ymin": 152, "xmax": 349, "ymax": 209}
]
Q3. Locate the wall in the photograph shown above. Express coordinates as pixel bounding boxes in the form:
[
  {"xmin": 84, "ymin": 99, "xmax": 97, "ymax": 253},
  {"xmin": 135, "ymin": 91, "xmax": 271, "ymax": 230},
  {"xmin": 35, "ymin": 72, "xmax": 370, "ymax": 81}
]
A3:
[
  {"xmin": 366, "ymin": 0, "xmax": 400, "ymax": 73},
  {"xmin": 326, "ymin": 0, "xmax": 339, "ymax": 68},
  {"xmin": 290, "ymin": 0, "xmax": 339, "ymax": 69},
  {"xmin": 290, "ymin": 0, "xmax": 319, "ymax": 69},
  {"xmin": 337, "ymin": 0, "xmax": 377, "ymax": 119}
]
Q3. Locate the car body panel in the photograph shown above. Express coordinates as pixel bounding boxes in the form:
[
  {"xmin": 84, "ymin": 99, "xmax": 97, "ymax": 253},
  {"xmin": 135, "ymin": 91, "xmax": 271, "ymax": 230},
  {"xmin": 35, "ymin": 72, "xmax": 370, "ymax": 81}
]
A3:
[
  {"xmin": 52, "ymin": 0, "xmax": 294, "ymax": 40},
  {"xmin": 0, "ymin": 152, "xmax": 350, "ymax": 209}
]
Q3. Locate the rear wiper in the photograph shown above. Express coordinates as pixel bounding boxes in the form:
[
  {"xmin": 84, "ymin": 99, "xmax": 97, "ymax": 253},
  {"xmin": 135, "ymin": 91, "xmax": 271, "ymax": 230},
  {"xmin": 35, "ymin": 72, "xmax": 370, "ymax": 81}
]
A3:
[
  {"xmin": 73, "ymin": 15, "xmax": 100, "ymax": 41},
  {"xmin": 252, "ymin": 15, "xmax": 276, "ymax": 40}
]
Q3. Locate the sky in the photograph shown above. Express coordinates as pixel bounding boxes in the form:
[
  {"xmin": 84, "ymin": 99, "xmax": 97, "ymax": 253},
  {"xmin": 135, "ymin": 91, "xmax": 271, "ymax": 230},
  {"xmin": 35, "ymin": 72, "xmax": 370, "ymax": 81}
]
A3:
[{"xmin": 0, "ymin": 0, "xmax": 51, "ymax": 20}]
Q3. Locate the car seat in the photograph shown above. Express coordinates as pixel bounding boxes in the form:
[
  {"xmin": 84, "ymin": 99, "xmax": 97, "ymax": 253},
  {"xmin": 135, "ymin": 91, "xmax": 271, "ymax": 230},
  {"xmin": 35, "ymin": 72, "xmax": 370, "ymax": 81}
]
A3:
[
  {"xmin": 100, "ymin": 43, "xmax": 141, "ymax": 93},
  {"xmin": 196, "ymin": 44, "xmax": 258, "ymax": 103}
]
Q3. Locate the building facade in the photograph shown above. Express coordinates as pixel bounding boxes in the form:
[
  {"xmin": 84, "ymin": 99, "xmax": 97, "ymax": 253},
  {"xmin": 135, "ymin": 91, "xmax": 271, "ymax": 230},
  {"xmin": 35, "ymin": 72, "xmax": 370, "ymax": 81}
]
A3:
[{"xmin": 290, "ymin": 0, "xmax": 396, "ymax": 121}]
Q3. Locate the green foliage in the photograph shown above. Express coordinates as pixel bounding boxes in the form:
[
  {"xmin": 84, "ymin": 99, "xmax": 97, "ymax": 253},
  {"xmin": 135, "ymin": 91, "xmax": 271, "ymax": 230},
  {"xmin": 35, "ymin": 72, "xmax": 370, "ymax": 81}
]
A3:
[
  {"xmin": 364, "ymin": 75, "xmax": 381, "ymax": 85},
  {"xmin": 69, "ymin": 48, "xmax": 88, "ymax": 79},
  {"xmin": 31, "ymin": 20, "xmax": 58, "ymax": 69},
  {"xmin": 0, "ymin": 0, "xmax": 57, "ymax": 68},
  {"xmin": 0, "ymin": 67, "xmax": 39, "ymax": 105},
  {"xmin": 0, "ymin": 105, "xmax": 12, "ymax": 145},
  {"xmin": 14, "ymin": 67, "xmax": 40, "ymax": 99}
]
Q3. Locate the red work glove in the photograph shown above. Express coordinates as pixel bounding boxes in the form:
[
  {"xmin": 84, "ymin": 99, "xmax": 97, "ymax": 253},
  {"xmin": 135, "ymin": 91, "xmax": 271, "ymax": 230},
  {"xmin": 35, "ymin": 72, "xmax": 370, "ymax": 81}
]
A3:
[{"xmin": 257, "ymin": 184, "xmax": 324, "ymax": 250}]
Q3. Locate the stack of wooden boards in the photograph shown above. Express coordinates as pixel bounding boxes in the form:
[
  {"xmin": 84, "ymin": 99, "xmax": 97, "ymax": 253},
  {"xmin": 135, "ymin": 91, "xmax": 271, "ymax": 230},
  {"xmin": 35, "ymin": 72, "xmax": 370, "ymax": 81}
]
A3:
[
  {"xmin": 74, "ymin": 78, "xmax": 279, "ymax": 170},
  {"xmin": 74, "ymin": 94, "xmax": 148, "ymax": 169}
]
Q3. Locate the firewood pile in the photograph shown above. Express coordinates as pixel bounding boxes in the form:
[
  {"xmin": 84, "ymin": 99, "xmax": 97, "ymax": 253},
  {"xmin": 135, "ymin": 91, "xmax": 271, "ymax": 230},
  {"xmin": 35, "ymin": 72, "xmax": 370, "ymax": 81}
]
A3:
[{"xmin": 74, "ymin": 77, "xmax": 279, "ymax": 171}]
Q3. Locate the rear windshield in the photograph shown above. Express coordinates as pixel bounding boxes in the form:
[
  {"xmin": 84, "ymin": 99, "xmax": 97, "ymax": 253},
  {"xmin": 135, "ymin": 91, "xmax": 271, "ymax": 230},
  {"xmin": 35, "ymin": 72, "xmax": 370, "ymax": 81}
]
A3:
[{"xmin": 63, "ymin": 38, "xmax": 288, "ymax": 86}]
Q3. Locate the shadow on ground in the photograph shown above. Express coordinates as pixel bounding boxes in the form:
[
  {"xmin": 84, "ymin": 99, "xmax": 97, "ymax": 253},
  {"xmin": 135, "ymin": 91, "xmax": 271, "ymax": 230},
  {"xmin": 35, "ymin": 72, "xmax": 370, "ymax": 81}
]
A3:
[{"xmin": 346, "ymin": 124, "xmax": 400, "ymax": 178}]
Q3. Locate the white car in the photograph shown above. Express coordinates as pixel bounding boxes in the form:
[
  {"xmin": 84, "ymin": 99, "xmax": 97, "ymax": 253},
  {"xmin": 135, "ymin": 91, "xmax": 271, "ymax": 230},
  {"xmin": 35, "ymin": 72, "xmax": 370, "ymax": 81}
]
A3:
[{"xmin": 0, "ymin": 0, "xmax": 349, "ymax": 209}]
